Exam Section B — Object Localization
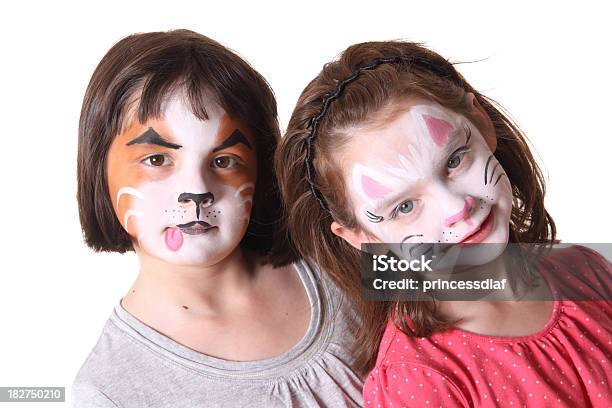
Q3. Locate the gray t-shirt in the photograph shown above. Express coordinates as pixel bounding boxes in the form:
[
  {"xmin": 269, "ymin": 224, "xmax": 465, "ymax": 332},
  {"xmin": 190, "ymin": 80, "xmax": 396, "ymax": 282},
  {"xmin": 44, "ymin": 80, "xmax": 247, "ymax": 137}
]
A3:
[{"xmin": 72, "ymin": 260, "xmax": 364, "ymax": 407}]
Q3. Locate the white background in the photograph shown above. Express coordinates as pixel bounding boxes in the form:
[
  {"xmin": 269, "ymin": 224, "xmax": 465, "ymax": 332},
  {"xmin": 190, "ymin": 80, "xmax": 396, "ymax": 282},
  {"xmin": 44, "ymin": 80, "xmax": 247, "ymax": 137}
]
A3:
[{"xmin": 0, "ymin": 1, "xmax": 610, "ymax": 406}]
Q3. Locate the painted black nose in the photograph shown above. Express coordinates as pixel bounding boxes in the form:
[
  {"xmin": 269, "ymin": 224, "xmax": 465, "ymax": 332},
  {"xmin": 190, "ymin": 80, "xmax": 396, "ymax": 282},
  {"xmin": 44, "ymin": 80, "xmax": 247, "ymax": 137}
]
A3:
[{"xmin": 178, "ymin": 192, "xmax": 214, "ymax": 219}]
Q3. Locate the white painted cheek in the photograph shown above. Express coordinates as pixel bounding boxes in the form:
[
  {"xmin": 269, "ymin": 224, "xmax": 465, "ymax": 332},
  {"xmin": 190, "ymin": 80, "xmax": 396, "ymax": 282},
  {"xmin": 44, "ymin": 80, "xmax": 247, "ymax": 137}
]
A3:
[
  {"xmin": 116, "ymin": 186, "xmax": 144, "ymax": 209},
  {"xmin": 485, "ymin": 158, "xmax": 513, "ymax": 235},
  {"xmin": 372, "ymin": 221, "xmax": 403, "ymax": 243},
  {"xmin": 215, "ymin": 183, "xmax": 253, "ymax": 232},
  {"xmin": 114, "ymin": 181, "xmax": 179, "ymax": 253},
  {"xmin": 466, "ymin": 145, "xmax": 512, "ymax": 215},
  {"xmin": 389, "ymin": 214, "xmax": 439, "ymax": 245},
  {"xmin": 235, "ymin": 181, "xmax": 255, "ymax": 220},
  {"xmin": 131, "ymin": 180, "xmax": 176, "ymax": 251},
  {"xmin": 487, "ymin": 158, "xmax": 512, "ymax": 204},
  {"xmin": 115, "ymin": 186, "xmax": 146, "ymax": 238}
]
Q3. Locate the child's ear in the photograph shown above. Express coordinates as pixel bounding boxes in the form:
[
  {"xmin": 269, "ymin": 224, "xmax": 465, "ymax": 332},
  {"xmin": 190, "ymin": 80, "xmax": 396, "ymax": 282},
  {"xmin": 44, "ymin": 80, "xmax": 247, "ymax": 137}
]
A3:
[
  {"xmin": 331, "ymin": 221, "xmax": 371, "ymax": 251},
  {"xmin": 466, "ymin": 92, "xmax": 497, "ymax": 152}
]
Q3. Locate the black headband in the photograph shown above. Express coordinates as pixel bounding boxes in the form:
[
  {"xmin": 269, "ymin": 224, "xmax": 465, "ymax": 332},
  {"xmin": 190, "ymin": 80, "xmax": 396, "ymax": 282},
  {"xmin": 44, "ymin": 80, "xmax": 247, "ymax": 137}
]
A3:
[{"xmin": 304, "ymin": 55, "xmax": 456, "ymax": 212}]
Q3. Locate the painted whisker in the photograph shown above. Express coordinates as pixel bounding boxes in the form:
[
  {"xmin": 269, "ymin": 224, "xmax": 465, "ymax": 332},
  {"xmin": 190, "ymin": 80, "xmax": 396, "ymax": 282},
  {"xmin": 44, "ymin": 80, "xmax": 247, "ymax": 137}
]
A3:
[
  {"xmin": 464, "ymin": 125, "xmax": 472, "ymax": 145},
  {"xmin": 365, "ymin": 210, "xmax": 384, "ymax": 223},
  {"xmin": 484, "ymin": 155, "xmax": 494, "ymax": 185},
  {"xmin": 493, "ymin": 173, "xmax": 506, "ymax": 187},
  {"xmin": 489, "ymin": 162, "xmax": 500, "ymax": 184},
  {"xmin": 399, "ymin": 234, "xmax": 424, "ymax": 253},
  {"xmin": 408, "ymin": 242, "xmax": 433, "ymax": 259},
  {"xmin": 123, "ymin": 209, "xmax": 143, "ymax": 232},
  {"xmin": 235, "ymin": 182, "xmax": 255, "ymax": 197},
  {"xmin": 116, "ymin": 187, "xmax": 144, "ymax": 208}
]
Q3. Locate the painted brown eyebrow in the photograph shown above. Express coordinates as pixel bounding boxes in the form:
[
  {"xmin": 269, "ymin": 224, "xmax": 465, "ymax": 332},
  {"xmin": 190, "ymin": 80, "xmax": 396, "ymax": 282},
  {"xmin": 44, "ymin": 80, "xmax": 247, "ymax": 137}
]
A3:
[
  {"xmin": 212, "ymin": 129, "xmax": 253, "ymax": 153},
  {"xmin": 126, "ymin": 127, "xmax": 182, "ymax": 149}
]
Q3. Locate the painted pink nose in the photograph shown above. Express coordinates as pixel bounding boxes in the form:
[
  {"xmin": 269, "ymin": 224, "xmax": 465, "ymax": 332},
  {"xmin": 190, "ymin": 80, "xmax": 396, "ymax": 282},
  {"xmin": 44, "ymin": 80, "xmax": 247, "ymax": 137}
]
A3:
[{"xmin": 444, "ymin": 196, "xmax": 476, "ymax": 227}]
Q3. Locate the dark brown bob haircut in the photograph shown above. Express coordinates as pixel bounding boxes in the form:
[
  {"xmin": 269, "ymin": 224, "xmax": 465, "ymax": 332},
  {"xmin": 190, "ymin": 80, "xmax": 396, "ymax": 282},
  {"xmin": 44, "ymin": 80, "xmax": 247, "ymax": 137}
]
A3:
[
  {"xmin": 78, "ymin": 29, "xmax": 295, "ymax": 266},
  {"xmin": 275, "ymin": 41, "xmax": 557, "ymax": 374}
]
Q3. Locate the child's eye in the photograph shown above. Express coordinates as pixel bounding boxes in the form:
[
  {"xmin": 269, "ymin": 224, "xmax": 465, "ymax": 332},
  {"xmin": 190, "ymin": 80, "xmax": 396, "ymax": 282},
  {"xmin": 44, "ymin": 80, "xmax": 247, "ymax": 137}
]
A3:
[
  {"xmin": 211, "ymin": 156, "xmax": 240, "ymax": 169},
  {"xmin": 142, "ymin": 154, "xmax": 172, "ymax": 167},
  {"xmin": 447, "ymin": 154, "xmax": 462, "ymax": 169},
  {"xmin": 398, "ymin": 200, "xmax": 415, "ymax": 214},
  {"xmin": 391, "ymin": 200, "xmax": 415, "ymax": 219},
  {"xmin": 447, "ymin": 148, "xmax": 470, "ymax": 170}
]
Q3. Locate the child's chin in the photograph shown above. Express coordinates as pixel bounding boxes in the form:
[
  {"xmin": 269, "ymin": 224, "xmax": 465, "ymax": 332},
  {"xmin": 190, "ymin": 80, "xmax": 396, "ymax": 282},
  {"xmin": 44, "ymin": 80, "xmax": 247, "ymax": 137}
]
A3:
[
  {"xmin": 139, "ymin": 240, "xmax": 238, "ymax": 267},
  {"xmin": 483, "ymin": 226, "xmax": 510, "ymax": 245},
  {"xmin": 484, "ymin": 205, "xmax": 511, "ymax": 244},
  {"xmin": 460, "ymin": 226, "xmax": 511, "ymax": 266}
]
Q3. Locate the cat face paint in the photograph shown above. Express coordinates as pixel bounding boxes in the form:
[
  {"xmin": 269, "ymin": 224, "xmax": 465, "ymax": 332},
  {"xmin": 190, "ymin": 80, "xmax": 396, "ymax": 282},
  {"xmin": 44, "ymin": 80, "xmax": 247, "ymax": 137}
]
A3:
[
  {"xmin": 107, "ymin": 95, "xmax": 256, "ymax": 266},
  {"xmin": 344, "ymin": 102, "xmax": 512, "ymax": 251}
]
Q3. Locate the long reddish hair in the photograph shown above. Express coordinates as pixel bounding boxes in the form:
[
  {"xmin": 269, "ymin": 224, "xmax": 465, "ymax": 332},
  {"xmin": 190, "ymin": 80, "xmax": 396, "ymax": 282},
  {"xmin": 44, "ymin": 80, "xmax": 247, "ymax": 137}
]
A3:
[{"xmin": 275, "ymin": 41, "xmax": 556, "ymax": 375}]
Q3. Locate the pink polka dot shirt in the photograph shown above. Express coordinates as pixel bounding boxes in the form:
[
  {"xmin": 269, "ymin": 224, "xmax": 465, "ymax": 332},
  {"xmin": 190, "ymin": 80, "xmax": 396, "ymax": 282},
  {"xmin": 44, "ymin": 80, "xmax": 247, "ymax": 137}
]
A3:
[{"xmin": 363, "ymin": 246, "xmax": 611, "ymax": 407}]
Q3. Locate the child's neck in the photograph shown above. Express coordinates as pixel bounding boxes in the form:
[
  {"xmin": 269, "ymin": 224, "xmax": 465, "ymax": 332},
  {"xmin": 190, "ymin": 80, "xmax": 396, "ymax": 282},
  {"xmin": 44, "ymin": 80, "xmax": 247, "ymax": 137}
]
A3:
[
  {"xmin": 435, "ymin": 254, "xmax": 554, "ymax": 337},
  {"xmin": 122, "ymin": 246, "xmax": 258, "ymax": 318},
  {"xmin": 117, "ymin": 247, "xmax": 312, "ymax": 361}
]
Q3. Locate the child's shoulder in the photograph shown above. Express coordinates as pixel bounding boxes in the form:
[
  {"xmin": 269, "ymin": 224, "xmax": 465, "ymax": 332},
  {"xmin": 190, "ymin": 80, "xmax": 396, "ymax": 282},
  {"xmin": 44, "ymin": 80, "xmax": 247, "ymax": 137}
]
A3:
[
  {"xmin": 366, "ymin": 321, "xmax": 470, "ymax": 406},
  {"xmin": 539, "ymin": 244, "xmax": 610, "ymax": 265},
  {"xmin": 536, "ymin": 244, "xmax": 612, "ymax": 301},
  {"xmin": 72, "ymin": 317, "xmax": 135, "ymax": 407},
  {"xmin": 373, "ymin": 319, "xmax": 452, "ymax": 369}
]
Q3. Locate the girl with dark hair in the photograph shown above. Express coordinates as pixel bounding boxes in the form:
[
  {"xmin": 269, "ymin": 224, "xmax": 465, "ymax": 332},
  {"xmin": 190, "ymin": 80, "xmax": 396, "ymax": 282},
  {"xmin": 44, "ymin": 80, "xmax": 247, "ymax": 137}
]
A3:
[
  {"xmin": 73, "ymin": 30, "xmax": 363, "ymax": 407},
  {"xmin": 276, "ymin": 41, "xmax": 611, "ymax": 406}
]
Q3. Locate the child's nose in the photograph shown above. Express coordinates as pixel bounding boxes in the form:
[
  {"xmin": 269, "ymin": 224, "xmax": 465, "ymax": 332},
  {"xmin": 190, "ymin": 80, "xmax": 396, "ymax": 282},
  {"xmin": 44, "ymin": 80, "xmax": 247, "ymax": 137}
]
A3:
[
  {"xmin": 178, "ymin": 192, "xmax": 215, "ymax": 219},
  {"xmin": 444, "ymin": 196, "xmax": 476, "ymax": 228},
  {"xmin": 179, "ymin": 160, "xmax": 214, "ymax": 195},
  {"xmin": 176, "ymin": 164, "xmax": 217, "ymax": 219}
]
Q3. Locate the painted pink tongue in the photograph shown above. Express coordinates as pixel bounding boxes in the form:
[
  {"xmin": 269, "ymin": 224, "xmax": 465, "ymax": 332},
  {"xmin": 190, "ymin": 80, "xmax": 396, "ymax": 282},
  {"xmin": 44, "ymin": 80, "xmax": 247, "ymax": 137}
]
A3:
[{"xmin": 164, "ymin": 227, "xmax": 183, "ymax": 252}]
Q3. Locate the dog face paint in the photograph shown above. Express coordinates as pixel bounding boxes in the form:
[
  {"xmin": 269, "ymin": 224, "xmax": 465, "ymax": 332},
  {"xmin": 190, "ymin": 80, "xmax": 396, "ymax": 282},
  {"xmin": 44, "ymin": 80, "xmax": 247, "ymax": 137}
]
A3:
[
  {"xmin": 107, "ymin": 95, "xmax": 256, "ymax": 266},
  {"xmin": 344, "ymin": 101, "xmax": 512, "ymax": 248}
]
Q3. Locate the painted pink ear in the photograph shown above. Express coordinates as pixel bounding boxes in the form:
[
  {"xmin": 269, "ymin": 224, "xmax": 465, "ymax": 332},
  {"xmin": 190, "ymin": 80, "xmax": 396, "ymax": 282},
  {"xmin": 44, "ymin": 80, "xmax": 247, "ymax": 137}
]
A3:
[
  {"xmin": 423, "ymin": 114, "xmax": 453, "ymax": 147},
  {"xmin": 361, "ymin": 174, "xmax": 393, "ymax": 200}
]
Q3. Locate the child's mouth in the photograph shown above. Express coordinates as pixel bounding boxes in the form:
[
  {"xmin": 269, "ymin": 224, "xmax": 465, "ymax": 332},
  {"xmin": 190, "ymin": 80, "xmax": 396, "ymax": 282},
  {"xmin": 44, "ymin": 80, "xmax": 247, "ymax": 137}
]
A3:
[
  {"xmin": 459, "ymin": 210, "xmax": 495, "ymax": 244},
  {"xmin": 175, "ymin": 221, "xmax": 216, "ymax": 235}
]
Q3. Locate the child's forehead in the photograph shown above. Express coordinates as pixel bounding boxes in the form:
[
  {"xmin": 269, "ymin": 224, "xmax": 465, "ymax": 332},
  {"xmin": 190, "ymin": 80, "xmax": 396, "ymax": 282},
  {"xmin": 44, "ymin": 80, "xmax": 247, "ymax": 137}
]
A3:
[
  {"xmin": 161, "ymin": 94, "xmax": 225, "ymax": 121},
  {"xmin": 159, "ymin": 96, "xmax": 224, "ymax": 143},
  {"xmin": 341, "ymin": 102, "xmax": 472, "ymax": 191},
  {"xmin": 409, "ymin": 103, "xmax": 462, "ymax": 127},
  {"xmin": 348, "ymin": 102, "xmax": 464, "ymax": 153},
  {"xmin": 119, "ymin": 97, "xmax": 220, "ymax": 139},
  {"xmin": 115, "ymin": 97, "xmax": 256, "ymax": 154},
  {"xmin": 120, "ymin": 90, "xmax": 223, "ymax": 131}
]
